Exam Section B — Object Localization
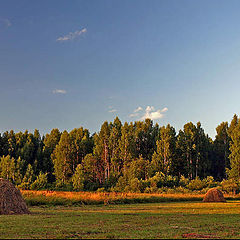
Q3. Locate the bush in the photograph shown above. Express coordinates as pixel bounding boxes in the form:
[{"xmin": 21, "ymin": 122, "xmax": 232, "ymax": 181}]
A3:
[
  {"xmin": 30, "ymin": 172, "xmax": 48, "ymax": 190},
  {"xmin": 186, "ymin": 177, "xmax": 205, "ymax": 191},
  {"xmin": 18, "ymin": 164, "xmax": 35, "ymax": 190},
  {"xmin": 147, "ymin": 172, "xmax": 178, "ymax": 189},
  {"xmin": 113, "ymin": 176, "xmax": 128, "ymax": 192},
  {"xmin": 55, "ymin": 181, "xmax": 73, "ymax": 191},
  {"xmin": 144, "ymin": 186, "xmax": 158, "ymax": 193},
  {"xmin": 125, "ymin": 178, "xmax": 142, "ymax": 193},
  {"xmin": 96, "ymin": 187, "xmax": 105, "ymax": 193},
  {"xmin": 179, "ymin": 175, "xmax": 189, "ymax": 187},
  {"xmin": 221, "ymin": 179, "xmax": 240, "ymax": 194},
  {"xmin": 164, "ymin": 175, "xmax": 178, "ymax": 188},
  {"xmin": 174, "ymin": 186, "xmax": 190, "ymax": 194},
  {"xmin": 203, "ymin": 176, "xmax": 218, "ymax": 188}
]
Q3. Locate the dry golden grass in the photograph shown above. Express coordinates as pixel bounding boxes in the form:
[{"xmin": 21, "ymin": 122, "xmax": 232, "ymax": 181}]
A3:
[
  {"xmin": 22, "ymin": 190, "xmax": 200, "ymax": 200},
  {"xmin": 21, "ymin": 190, "xmax": 240, "ymax": 206}
]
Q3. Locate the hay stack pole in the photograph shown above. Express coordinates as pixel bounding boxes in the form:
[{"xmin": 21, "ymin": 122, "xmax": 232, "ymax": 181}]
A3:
[
  {"xmin": 0, "ymin": 178, "xmax": 30, "ymax": 215},
  {"xmin": 203, "ymin": 188, "xmax": 226, "ymax": 202}
]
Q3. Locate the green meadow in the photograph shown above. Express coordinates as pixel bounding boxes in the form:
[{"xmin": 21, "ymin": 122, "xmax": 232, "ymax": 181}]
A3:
[{"xmin": 1, "ymin": 201, "xmax": 240, "ymax": 239}]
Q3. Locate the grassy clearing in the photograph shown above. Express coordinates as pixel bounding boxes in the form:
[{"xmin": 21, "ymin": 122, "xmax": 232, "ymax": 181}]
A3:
[
  {"xmin": 1, "ymin": 201, "xmax": 240, "ymax": 239},
  {"xmin": 22, "ymin": 190, "xmax": 205, "ymax": 206},
  {"xmin": 22, "ymin": 190, "xmax": 240, "ymax": 206}
]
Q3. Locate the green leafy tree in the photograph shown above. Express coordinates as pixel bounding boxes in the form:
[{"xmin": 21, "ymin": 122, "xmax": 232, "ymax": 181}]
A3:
[
  {"xmin": 69, "ymin": 127, "xmax": 93, "ymax": 172},
  {"xmin": 93, "ymin": 121, "xmax": 111, "ymax": 181},
  {"xmin": 19, "ymin": 164, "xmax": 35, "ymax": 189},
  {"xmin": 109, "ymin": 117, "xmax": 122, "ymax": 175},
  {"xmin": 14, "ymin": 157, "xmax": 24, "ymax": 185},
  {"xmin": 52, "ymin": 131, "xmax": 72, "ymax": 185},
  {"xmin": 133, "ymin": 119, "xmax": 159, "ymax": 160},
  {"xmin": 128, "ymin": 156, "xmax": 151, "ymax": 180},
  {"xmin": 228, "ymin": 115, "xmax": 240, "ymax": 180},
  {"xmin": 119, "ymin": 122, "xmax": 135, "ymax": 170},
  {"xmin": 72, "ymin": 164, "xmax": 85, "ymax": 191},
  {"xmin": 43, "ymin": 128, "xmax": 61, "ymax": 177},
  {"xmin": 82, "ymin": 153, "xmax": 104, "ymax": 187},
  {"xmin": 0, "ymin": 155, "xmax": 16, "ymax": 182},
  {"xmin": 152, "ymin": 124, "xmax": 176, "ymax": 174},
  {"xmin": 213, "ymin": 122, "xmax": 230, "ymax": 179},
  {"xmin": 30, "ymin": 172, "xmax": 48, "ymax": 190}
]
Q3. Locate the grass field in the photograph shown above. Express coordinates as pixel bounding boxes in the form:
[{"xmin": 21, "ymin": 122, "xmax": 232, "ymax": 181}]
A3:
[
  {"xmin": 21, "ymin": 190, "xmax": 240, "ymax": 206},
  {"xmin": 1, "ymin": 201, "xmax": 240, "ymax": 239}
]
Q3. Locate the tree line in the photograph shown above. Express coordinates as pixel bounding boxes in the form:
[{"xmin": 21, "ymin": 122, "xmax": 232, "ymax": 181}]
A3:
[{"xmin": 0, "ymin": 114, "xmax": 239, "ymax": 191}]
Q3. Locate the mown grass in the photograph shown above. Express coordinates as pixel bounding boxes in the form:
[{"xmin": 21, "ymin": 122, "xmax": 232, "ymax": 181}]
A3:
[
  {"xmin": 1, "ymin": 201, "xmax": 240, "ymax": 239},
  {"xmin": 22, "ymin": 190, "xmax": 240, "ymax": 206}
]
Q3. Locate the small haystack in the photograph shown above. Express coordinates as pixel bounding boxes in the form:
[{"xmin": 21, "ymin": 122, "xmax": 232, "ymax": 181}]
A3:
[
  {"xmin": 0, "ymin": 178, "xmax": 30, "ymax": 214},
  {"xmin": 203, "ymin": 188, "xmax": 226, "ymax": 202}
]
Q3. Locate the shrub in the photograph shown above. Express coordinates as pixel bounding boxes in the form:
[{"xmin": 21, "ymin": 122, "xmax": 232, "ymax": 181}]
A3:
[
  {"xmin": 55, "ymin": 181, "xmax": 73, "ymax": 191},
  {"xmin": 125, "ymin": 178, "xmax": 142, "ymax": 193},
  {"xmin": 164, "ymin": 175, "xmax": 178, "ymax": 188},
  {"xmin": 179, "ymin": 175, "xmax": 189, "ymax": 187},
  {"xmin": 30, "ymin": 172, "xmax": 48, "ymax": 190},
  {"xmin": 113, "ymin": 176, "xmax": 128, "ymax": 192},
  {"xmin": 203, "ymin": 176, "xmax": 218, "ymax": 188},
  {"xmin": 174, "ymin": 186, "xmax": 190, "ymax": 194},
  {"xmin": 18, "ymin": 164, "xmax": 35, "ymax": 190},
  {"xmin": 186, "ymin": 177, "xmax": 205, "ymax": 191},
  {"xmin": 221, "ymin": 179, "xmax": 240, "ymax": 194},
  {"xmin": 144, "ymin": 186, "xmax": 158, "ymax": 193},
  {"xmin": 96, "ymin": 187, "xmax": 105, "ymax": 192}
]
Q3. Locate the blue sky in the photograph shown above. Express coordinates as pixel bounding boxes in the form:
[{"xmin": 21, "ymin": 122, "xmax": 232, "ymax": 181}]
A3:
[{"xmin": 1, "ymin": 0, "xmax": 240, "ymax": 138}]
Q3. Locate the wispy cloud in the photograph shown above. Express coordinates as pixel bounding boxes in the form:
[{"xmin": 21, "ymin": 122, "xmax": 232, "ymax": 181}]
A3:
[
  {"xmin": 134, "ymin": 107, "xmax": 143, "ymax": 113},
  {"xmin": 129, "ymin": 106, "xmax": 143, "ymax": 117},
  {"xmin": 108, "ymin": 106, "xmax": 117, "ymax": 113},
  {"xmin": 109, "ymin": 109, "xmax": 117, "ymax": 113},
  {"xmin": 56, "ymin": 28, "xmax": 87, "ymax": 42},
  {"xmin": 52, "ymin": 89, "xmax": 67, "ymax": 94},
  {"xmin": 161, "ymin": 107, "xmax": 168, "ymax": 113},
  {"xmin": 129, "ymin": 106, "xmax": 168, "ymax": 120},
  {"xmin": 0, "ymin": 18, "xmax": 11, "ymax": 28}
]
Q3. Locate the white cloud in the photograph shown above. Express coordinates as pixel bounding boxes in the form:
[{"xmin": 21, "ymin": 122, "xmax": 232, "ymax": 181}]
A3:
[
  {"xmin": 134, "ymin": 107, "xmax": 143, "ymax": 113},
  {"xmin": 56, "ymin": 28, "xmax": 87, "ymax": 42},
  {"xmin": 52, "ymin": 89, "xmax": 67, "ymax": 94},
  {"xmin": 108, "ymin": 106, "xmax": 117, "ymax": 113},
  {"xmin": 130, "ymin": 105, "xmax": 168, "ymax": 120},
  {"xmin": 141, "ymin": 106, "xmax": 168, "ymax": 120},
  {"xmin": 161, "ymin": 107, "xmax": 168, "ymax": 113},
  {"xmin": 109, "ymin": 109, "xmax": 117, "ymax": 113},
  {"xmin": 146, "ymin": 106, "xmax": 155, "ymax": 112},
  {"xmin": 129, "ymin": 113, "xmax": 139, "ymax": 118},
  {"xmin": 129, "ymin": 106, "xmax": 143, "ymax": 118}
]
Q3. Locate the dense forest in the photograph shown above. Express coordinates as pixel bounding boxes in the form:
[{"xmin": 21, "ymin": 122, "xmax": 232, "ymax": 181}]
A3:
[{"xmin": 0, "ymin": 114, "xmax": 240, "ymax": 192}]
